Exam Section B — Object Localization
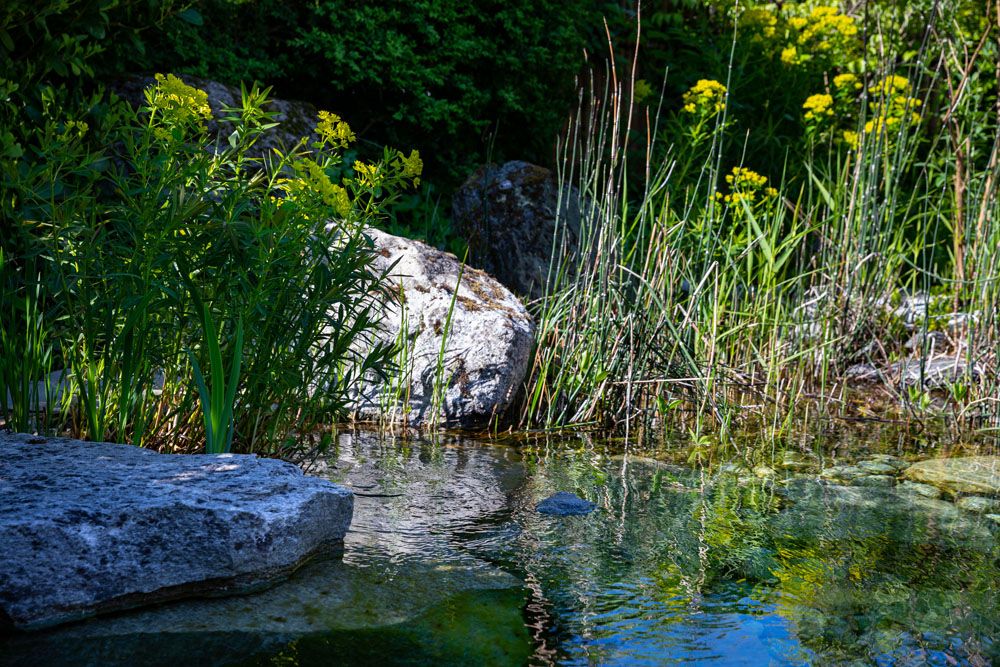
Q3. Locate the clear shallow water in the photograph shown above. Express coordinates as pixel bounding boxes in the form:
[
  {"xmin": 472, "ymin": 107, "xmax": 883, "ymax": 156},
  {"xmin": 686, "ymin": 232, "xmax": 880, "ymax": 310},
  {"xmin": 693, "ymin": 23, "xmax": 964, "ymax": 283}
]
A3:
[{"xmin": 3, "ymin": 431, "xmax": 998, "ymax": 666}]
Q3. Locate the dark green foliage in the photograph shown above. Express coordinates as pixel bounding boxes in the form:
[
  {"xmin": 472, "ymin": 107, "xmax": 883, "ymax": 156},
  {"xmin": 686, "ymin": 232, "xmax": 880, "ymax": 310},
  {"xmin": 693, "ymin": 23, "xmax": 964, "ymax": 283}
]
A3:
[
  {"xmin": 0, "ymin": 0, "xmax": 186, "ymax": 89},
  {"xmin": 131, "ymin": 0, "xmax": 606, "ymax": 184}
]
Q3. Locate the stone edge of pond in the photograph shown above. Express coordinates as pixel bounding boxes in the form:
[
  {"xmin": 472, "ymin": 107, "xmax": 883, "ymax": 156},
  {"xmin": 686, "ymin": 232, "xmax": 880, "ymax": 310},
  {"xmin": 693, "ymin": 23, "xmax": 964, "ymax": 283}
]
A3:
[{"xmin": 0, "ymin": 432, "xmax": 354, "ymax": 632}]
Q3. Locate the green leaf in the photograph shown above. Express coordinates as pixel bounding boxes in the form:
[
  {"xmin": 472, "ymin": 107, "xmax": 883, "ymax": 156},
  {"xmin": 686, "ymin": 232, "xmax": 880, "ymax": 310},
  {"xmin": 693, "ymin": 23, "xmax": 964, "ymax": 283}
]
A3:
[{"xmin": 178, "ymin": 8, "xmax": 204, "ymax": 26}]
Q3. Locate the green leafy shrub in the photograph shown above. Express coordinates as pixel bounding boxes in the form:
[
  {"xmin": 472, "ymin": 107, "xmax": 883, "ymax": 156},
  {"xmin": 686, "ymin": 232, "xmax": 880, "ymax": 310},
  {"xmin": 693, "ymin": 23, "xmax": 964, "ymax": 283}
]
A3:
[
  {"xmin": 1, "ymin": 74, "xmax": 417, "ymax": 454},
  {"xmin": 130, "ymin": 0, "xmax": 606, "ymax": 184}
]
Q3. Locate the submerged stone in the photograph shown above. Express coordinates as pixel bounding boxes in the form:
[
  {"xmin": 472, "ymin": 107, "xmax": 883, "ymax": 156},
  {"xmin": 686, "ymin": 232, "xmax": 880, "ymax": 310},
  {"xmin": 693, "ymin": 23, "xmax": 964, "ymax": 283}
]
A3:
[
  {"xmin": 903, "ymin": 456, "xmax": 1000, "ymax": 496},
  {"xmin": 0, "ymin": 433, "xmax": 352, "ymax": 630},
  {"xmin": 852, "ymin": 475, "xmax": 896, "ymax": 488},
  {"xmin": 955, "ymin": 496, "xmax": 1000, "ymax": 514},
  {"xmin": 781, "ymin": 451, "xmax": 817, "ymax": 472},
  {"xmin": 857, "ymin": 460, "xmax": 899, "ymax": 475},
  {"xmin": 866, "ymin": 454, "xmax": 910, "ymax": 471},
  {"xmin": 753, "ymin": 465, "xmax": 778, "ymax": 479},
  {"xmin": 898, "ymin": 481, "xmax": 942, "ymax": 499},
  {"xmin": 0, "ymin": 559, "xmax": 530, "ymax": 667},
  {"xmin": 536, "ymin": 491, "xmax": 596, "ymax": 516},
  {"xmin": 820, "ymin": 465, "xmax": 865, "ymax": 483}
]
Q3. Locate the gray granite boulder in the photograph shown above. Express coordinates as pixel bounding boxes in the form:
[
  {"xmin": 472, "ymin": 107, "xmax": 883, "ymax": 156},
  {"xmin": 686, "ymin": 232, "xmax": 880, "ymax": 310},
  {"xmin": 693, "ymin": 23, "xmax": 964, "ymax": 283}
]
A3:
[
  {"xmin": 452, "ymin": 161, "xmax": 582, "ymax": 300},
  {"xmin": 0, "ymin": 433, "xmax": 353, "ymax": 630},
  {"xmin": 350, "ymin": 228, "xmax": 535, "ymax": 427}
]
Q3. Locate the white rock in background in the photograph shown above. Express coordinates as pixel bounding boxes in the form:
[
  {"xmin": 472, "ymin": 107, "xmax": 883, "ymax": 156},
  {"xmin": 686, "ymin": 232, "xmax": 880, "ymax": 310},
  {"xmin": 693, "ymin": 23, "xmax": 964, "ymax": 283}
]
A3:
[
  {"xmin": 0, "ymin": 433, "xmax": 353, "ymax": 630},
  {"xmin": 352, "ymin": 228, "xmax": 535, "ymax": 427}
]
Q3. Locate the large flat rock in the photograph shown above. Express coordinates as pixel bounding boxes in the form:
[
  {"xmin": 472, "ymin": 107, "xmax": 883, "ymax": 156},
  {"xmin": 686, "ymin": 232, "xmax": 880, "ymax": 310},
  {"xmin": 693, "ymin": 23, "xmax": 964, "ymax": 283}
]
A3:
[
  {"xmin": 0, "ymin": 433, "xmax": 353, "ymax": 630},
  {"xmin": 903, "ymin": 455, "xmax": 1000, "ymax": 496}
]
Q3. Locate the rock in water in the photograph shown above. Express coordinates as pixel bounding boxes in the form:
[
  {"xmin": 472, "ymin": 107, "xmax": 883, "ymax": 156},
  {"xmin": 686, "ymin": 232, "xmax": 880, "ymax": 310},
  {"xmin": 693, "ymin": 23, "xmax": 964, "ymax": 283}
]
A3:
[
  {"xmin": 351, "ymin": 228, "xmax": 534, "ymax": 427},
  {"xmin": 536, "ymin": 492, "xmax": 596, "ymax": 516},
  {"xmin": 903, "ymin": 456, "xmax": 1000, "ymax": 496},
  {"xmin": 0, "ymin": 433, "xmax": 353, "ymax": 630},
  {"xmin": 452, "ymin": 161, "xmax": 582, "ymax": 300}
]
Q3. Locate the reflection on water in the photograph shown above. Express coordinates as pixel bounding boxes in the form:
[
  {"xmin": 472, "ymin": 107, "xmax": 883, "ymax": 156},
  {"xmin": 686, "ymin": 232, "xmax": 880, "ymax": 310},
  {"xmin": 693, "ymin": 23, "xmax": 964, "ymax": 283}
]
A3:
[
  {"xmin": 3, "ymin": 431, "xmax": 997, "ymax": 666},
  {"xmin": 324, "ymin": 432, "xmax": 998, "ymax": 666}
]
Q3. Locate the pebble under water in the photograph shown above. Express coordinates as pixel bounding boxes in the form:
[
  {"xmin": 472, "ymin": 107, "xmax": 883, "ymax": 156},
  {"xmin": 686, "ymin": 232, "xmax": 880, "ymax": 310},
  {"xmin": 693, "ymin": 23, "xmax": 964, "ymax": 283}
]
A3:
[{"xmin": 3, "ymin": 431, "xmax": 998, "ymax": 666}]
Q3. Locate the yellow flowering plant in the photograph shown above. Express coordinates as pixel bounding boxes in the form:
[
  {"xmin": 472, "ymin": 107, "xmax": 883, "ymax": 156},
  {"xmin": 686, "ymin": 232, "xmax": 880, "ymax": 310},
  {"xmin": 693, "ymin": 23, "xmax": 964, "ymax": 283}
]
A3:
[
  {"xmin": 866, "ymin": 74, "xmax": 922, "ymax": 135},
  {"xmin": 2, "ymin": 75, "xmax": 413, "ymax": 452},
  {"xmin": 714, "ymin": 166, "xmax": 778, "ymax": 214},
  {"xmin": 796, "ymin": 70, "xmax": 922, "ymax": 152},
  {"xmin": 780, "ymin": 5, "xmax": 859, "ymax": 69},
  {"xmin": 274, "ymin": 109, "xmax": 423, "ymax": 224},
  {"xmin": 676, "ymin": 79, "xmax": 730, "ymax": 153},
  {"xmin": 315, "ymin": 110, "xmax": 356, "ymax": 150},
  {"xmin": 683, "ymin": 79, "xmax": 728, "ymax": 116},
  {"xmin": 143, "ymin": 73, "xmax": 214, "ymax": 142}
]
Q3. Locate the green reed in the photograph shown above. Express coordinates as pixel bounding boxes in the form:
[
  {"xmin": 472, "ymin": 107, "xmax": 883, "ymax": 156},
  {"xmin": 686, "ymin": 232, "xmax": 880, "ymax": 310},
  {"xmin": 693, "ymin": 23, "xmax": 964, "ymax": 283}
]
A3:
[{"xmin": 522, "ymin": 9, "xmax": 999, "ymax": 440}]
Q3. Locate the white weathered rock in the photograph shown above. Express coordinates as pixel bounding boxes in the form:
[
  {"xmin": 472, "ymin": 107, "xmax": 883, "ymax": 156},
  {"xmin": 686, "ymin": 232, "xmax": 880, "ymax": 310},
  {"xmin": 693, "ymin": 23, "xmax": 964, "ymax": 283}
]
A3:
[
  {"xmin": 0, "ymin": 433, "xmax": 353, "ymax": 630},
  {"xmin": 351, "ymin": 228, "xmax": 535, "ymax": 427}
]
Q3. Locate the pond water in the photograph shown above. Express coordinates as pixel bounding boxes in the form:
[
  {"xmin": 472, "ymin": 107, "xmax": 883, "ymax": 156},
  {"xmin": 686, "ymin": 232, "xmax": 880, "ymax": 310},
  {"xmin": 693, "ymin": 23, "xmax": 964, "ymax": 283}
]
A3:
[{"xmin": 3, "ymin": 430, "xmax": 998, "ymax": 666}]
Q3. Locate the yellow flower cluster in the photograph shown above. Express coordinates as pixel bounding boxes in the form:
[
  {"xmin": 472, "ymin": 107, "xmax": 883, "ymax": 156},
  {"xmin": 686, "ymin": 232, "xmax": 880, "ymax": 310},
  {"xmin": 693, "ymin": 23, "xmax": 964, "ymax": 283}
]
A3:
[
  {"xmin": 782, "ymin": 6, "xmax": 858, "ymax": 67},
  {"xmin": 353, "ymin": 161, "xmax": 381, "ymax": 188},
  {"xmin": 147, "ymin": 74, "xmax": 212, "ymax": 133},
  {"xmin": 683, "ymin": 79, "xmax": 727, "ymax": 115},
  {"xmin": 740, "ymin": 7, "xmax": 778, "ymax": 40},
  {"xmin": 798, "ymin": 72, "xmax": 922, "ymax": 150},
  {"xmin": 833, "ymin": 73, "xmax": 862, "ymax": 91},
  {"xmin": 316, "ymin": 111, "xmax": 356, "ymax": 149},
  {"xmin": 395, "ymin": 149, "xmax": 423, "ymax": 186},
  {"xmin": 802, "ymin": 93, "xmax": 834, "ymax": 121},
  {"xmin": 727, "ymin": 167, "xmax": 769, "ymax": 190},
  {"xmin": 869, "ymin": 74, "xmax": 910, "ymax": 97},
  {"xmin": 290, "ymin": 157, "xmax": 352, "ymax": 217},
  {"xmin": 781, "ymin": 46, "xmax": 799, "ymax": 65},
  {"xmin": 716, "ymin": 167, "xmax": 778, "ymax": 208},
  {"xmin": 865, "ymin": 75, "xmax": 922, "ymax": 136},
  {"xmin": 798, "ymin": 6, "xmax": 858, "ymax": 44}
]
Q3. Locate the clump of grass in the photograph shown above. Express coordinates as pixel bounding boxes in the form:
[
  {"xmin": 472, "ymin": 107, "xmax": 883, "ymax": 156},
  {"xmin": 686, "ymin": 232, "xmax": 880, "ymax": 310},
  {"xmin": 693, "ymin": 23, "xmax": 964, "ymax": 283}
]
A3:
[
  {"xmin": 0, "ymin": 76, "xmax": 422, "ymax": 454},
  {"xmin": 522, "ymin": 4, "xmax": 1000, "ymax": 440}
]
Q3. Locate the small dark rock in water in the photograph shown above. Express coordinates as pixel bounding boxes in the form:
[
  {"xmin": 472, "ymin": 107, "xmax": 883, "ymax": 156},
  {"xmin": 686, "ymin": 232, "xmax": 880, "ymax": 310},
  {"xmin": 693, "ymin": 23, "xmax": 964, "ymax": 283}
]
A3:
[{"xmin": 536, "ymin": 492, "xmax": 596, "ymax": 516}]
